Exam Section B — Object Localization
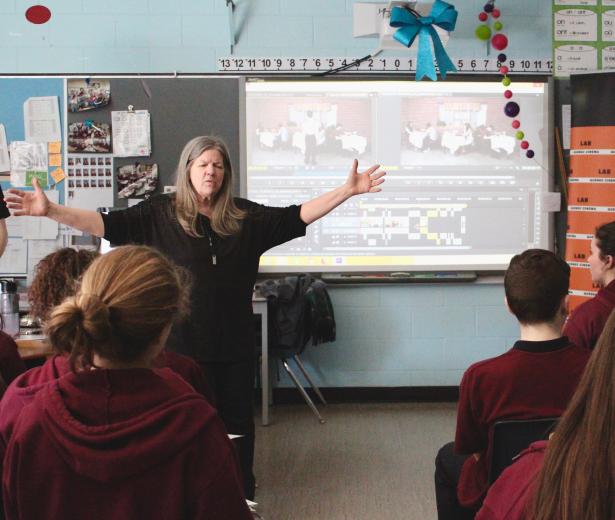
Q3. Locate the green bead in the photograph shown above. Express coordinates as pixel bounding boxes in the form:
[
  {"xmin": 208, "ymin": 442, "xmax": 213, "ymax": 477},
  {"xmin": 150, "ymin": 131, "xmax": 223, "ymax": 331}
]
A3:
[
  {"xmin": 515, "ymin": 131, "xmax": 525, "ymax": 140},
  {"xmin": 494, "ymin": 21, "xmax": 503, "ymax": 31},
  {"xmin": 502, "ymin": 77, "xmax": 511, "ymax": 87},
  {"xmin": 475, "ymin": 24, "xmax": 492, "ymax": 41}
]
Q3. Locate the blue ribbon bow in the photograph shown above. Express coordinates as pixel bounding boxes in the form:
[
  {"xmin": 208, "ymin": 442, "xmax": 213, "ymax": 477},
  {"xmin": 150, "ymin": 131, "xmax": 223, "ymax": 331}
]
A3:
[{"xmin": 390, "ymin": 0, "xmax": 458, "ymax": 81}]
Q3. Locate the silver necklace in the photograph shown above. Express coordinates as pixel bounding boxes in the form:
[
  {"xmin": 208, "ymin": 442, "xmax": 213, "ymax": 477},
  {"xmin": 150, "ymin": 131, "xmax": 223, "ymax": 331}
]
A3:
[{"xmin": 200, "ymin": 218, "xmax": 217, "ymax": 266}]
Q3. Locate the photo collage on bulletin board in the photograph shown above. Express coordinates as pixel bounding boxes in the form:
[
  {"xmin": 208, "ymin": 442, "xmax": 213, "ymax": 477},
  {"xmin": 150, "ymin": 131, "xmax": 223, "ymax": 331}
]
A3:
[{"xmin": 65, "ymin": 79, "xmax": 153, "ymax": 211}]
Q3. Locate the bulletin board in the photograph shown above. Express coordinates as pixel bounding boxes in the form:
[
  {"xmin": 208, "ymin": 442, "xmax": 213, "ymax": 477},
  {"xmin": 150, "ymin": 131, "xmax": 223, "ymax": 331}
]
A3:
[
  {"xmin": 0, "ymin": 75, "xmax": 243, "ymax": 278},
  {"xmin": 0, "ymin": 77, "xmax": 66, "ymax": 276},
  {"xmin": 65, "ymin": 76, "xmax": 243, "ymax": 206}
]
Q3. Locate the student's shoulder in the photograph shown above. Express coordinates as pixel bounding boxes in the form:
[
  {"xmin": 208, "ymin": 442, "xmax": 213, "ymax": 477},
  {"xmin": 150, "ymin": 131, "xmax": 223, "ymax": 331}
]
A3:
[
  {"xmin": 463, "ymin": 349, "xmax": 516, "ymax": 379},
  {"xmin": 569, "ymin": 295, "xmax": 602, "ymax": 321},
  {"xmin": 153, "ymin": 367, "xmax": 213, "ymax": 409}
]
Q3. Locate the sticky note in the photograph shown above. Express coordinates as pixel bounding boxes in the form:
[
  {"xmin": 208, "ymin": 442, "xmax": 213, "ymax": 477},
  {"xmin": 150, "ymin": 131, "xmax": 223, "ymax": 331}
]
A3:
[
  {"xmin": 49, "ymin": 154, "xmax": 62, "ymax": 167},
  {"xmin": 50, "ymin": 168, "xmax": 65, "ymax": 184},
  {"xmin": 48, "ymin": 141, "xmax": 61, "ymax": 154},
  {"xmin": 25, "ymin": 170, "xmax": 48, "ymax": 189}
]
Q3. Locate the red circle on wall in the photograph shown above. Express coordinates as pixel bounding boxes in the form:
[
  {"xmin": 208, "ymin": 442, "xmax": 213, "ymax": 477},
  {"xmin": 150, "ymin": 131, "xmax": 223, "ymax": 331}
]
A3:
[{"xmin": 25, "ymin": 5, "xmax": 51, "ymax": 24}]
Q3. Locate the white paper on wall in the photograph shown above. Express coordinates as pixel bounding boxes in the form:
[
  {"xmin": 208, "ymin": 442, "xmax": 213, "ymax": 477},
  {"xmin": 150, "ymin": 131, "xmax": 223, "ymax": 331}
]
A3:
[
  {"xmin": 6, "ymin": 217, "xmax": 23, "ymax": 237},
  {"xmin": 111, "ymin": 110, "xmax": 151, "ymax": 157},
  {"xmin": 9, "ymin": 141, "xmax": 47, "ymax": 186},
  {"xmin": 26, "ymin": 237, "xmax": 65, "ymax": 285},
  {"xmin": 562, "ymin": 104, "xmax": 571, "ymax": 150},
  {"xmin": 0, "ymin": 238, "xmax": 27, "ymax": 274},
  {"xmin": 22, "ymin": 191, "xmax": 59, "ymax": 239},
  {"xmin": 66, "ymin": 185, "xmax": 113, "ymax": 213},
  {"xmin": 24, "ymin": 96, "xmax": 61, "ymax": 143},
  {"xmin": 0, "ymin": 124, "xmax": 10, "ymax": 173}
]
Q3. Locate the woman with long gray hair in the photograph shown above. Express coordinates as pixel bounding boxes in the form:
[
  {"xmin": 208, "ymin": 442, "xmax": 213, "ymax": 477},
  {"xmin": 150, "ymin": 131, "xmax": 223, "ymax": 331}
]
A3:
[{"xmin": 6, "ymin": 135, "xmax": 385, "ymax": 499}]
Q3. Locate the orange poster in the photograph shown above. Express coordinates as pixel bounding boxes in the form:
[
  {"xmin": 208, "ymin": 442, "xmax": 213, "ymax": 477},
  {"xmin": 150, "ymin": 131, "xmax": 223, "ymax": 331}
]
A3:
[{"xmin": 566, "ymin": 73, "xmax": 615, "ymax": 310}]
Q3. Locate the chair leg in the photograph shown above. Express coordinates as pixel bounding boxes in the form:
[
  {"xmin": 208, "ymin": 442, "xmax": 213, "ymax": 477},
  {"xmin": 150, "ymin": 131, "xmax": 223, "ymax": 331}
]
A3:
[
  {"xmin": 282, "ymin": 359, "xmax": 325, "ymax": 424},
  {"xmin": 293, "ymin": 354, "xmax": 327, "ymax": 405}
]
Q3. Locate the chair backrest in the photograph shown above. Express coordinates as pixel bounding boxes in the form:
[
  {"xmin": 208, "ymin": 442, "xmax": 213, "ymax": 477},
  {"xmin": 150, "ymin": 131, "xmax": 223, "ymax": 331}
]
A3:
[{"xmin": 488, "ymin": 417, "xmax": 558, "ymax": 484}]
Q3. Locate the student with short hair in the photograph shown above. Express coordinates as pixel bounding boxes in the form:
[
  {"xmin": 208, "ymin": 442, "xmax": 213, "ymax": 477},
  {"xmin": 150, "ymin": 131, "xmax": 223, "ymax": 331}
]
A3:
[
  {"xmin": 2, "ymin": 246, "xmax": 252, "ymax": 520},
  {"xmin": 564, "ymin": 220, "xmax": 615, "ymax": 349},
  {"xmin": 476, "ymin": 306, "xmax": 615, "ymax": 520},
  {"xmin": 434, "ymin": 249, "xmax": 591, "ymax": 520}
]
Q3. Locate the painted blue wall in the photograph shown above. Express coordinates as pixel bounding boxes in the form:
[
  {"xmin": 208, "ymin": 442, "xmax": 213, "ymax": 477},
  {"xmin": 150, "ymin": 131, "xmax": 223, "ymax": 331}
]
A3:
[
  {"xmin": 1, "ymin": 0, "xmax": 551, "ymax": 386},
  {"xmin": 0, "ymin": 0, "xmax": 551, "ymax": 73}
]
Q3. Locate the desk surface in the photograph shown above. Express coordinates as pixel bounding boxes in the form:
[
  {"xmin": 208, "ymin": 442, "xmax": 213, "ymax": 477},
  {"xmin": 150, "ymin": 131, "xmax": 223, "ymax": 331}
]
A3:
[{"xmin": 15, "ymin": 336, "xmax": 52, "ymax": 360}]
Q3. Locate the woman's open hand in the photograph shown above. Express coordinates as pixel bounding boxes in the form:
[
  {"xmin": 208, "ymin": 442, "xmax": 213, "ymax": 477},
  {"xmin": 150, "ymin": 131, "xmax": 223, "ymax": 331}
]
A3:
[
  {"xmin": 345, "ymin": 159, "xmax": 386, "ymax": 196},
  {"xmin": 6, "ymin": 177, "xmax": 50, "ymax": 216}
]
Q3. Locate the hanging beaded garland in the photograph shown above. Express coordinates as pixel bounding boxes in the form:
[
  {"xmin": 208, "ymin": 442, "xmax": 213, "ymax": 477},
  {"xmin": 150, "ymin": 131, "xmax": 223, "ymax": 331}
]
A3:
[{"xmin": 475, "ymin": 0, "xmax": 534, "ymax": 159}]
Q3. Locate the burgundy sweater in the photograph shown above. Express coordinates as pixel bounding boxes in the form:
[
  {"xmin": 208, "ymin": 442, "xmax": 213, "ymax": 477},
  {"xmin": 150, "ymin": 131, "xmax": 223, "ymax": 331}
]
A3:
[
  {"xmin": 0, "ymin": 332, "xmax": 26, "ymax": 388},
  {"xmin": 2, "ymin": 368, "xmax": 252, "ymax": 520},
  {"xmin": 475, "ymin": 441, "xmax": 547, "ymax": 520},
  {"xmin": 454, "ymin": 338, "xmax": 589, "ymax": 508},
  {"xmin": 0, "ymin": 352, "xmax": 212, "ymax": 474},
  {"xmin": 564, "ymin": 279, "xmax": 615, "ymax": 350}
]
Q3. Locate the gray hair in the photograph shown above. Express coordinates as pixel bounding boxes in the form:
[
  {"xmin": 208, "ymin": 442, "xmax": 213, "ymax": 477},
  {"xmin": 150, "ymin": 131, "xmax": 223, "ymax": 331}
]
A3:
[{"xmin": 174, "ymin": 136, "xmax": 245, "ymax": 237}]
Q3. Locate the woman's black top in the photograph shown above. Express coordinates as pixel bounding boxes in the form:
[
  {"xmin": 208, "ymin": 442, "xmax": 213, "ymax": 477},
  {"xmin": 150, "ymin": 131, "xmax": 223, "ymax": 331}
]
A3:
[{"xmin": 102, "ymin": 194, "xmax": 306, "ymax": 362}]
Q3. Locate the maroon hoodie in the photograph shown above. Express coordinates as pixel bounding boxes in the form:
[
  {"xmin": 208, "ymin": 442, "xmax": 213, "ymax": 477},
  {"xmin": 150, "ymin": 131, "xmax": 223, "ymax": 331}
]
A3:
[
  {"xmin": 0, "ymin": 351, "xmax": 212, "ymax": 459},
  {"xmin": 2, "ymin": 368, "xmax": 252, "ymax": 520},
  {"xmin": 475, "ymin": 441, "xmax": 547, "ymax": 520},
  {"xmin": 564, "ymin": 278, "xmax": 615, "ymax": 349},
  {"xmin": 0, "ymin": 332, "xmax": 26, "ymax": 388}
]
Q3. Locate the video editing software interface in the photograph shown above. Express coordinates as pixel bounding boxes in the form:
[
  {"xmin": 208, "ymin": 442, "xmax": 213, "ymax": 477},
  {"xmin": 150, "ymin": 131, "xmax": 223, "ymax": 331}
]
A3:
[{"xmin": 245, "ymin": 80, "xmax": 550, "ymax": 271}]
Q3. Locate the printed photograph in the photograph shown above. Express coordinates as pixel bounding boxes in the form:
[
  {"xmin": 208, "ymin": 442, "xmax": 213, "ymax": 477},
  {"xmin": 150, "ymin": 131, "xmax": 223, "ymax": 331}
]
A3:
[
  {"xmin": 67, "ymin": 79, "xmax": 111, "ymax": 112},
  {"xmin": 117, "ymin": 163, "xmax": 158, "ymax": 198}
]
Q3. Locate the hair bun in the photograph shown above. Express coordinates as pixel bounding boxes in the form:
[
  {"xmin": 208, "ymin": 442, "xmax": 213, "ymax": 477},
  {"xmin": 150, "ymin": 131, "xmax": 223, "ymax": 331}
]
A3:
[{"xmin": 76, "ymin": 293, "xmax": 112, "ymax": 342}]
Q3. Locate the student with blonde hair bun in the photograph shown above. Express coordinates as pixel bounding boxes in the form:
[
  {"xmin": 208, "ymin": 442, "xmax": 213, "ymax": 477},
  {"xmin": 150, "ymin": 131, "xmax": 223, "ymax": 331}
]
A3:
[
  {"xmin": 2, "ymin": 245, "xmax": 252, "ymax": 520},
  {"xmin": 0, "ymin": 248, "xmax": 212, "ymax": 477},
  {"xmin": 476, "ymin": 308, "xmax": 615, "ymax": 520}
]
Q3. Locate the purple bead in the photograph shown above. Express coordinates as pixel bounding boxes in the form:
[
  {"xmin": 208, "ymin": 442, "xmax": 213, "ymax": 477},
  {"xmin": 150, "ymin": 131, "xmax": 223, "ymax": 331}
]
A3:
[
  {"xmin": 484, "ymin": 3, "xmax": 494, "ymax": 13},
  {"xmin": 504, "ymin": 101, "xmax": 520, "ymax": 118},
  {"xmin": 526, "ymin": 150, "xmax": 535, "ymax": 159},
  {"xmin": 498, "ymin": 53, "xmax": 507, "ymax": 63}
]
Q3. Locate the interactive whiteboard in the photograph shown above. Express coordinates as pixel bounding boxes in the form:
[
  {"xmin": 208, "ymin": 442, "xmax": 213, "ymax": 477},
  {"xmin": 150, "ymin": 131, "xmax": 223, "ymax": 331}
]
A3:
[{"xmin": 245, "ymin": 78, "xmax": 552, "ymax": 272}]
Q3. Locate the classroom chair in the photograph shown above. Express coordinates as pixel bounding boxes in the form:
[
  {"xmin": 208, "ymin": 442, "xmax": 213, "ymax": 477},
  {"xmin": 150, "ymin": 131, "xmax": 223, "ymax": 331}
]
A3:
[{"xmin": 488, "ymin": 417, "xmax": 558, "ymax": 484}]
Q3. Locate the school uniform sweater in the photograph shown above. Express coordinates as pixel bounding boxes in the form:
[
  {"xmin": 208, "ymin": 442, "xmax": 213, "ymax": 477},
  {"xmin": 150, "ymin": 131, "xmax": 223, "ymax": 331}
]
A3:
[
  {"xmin": 0, "ymin": 351, "xmax": 212, "ymax": 462},
  {"xmin": 475, "ymin": 441, "xmax": 547, "ymax": 520},
  {"xmin": 0, "ymin": 332, "xmax": 26, "ymax": 387},
  {"xmin": 2, "ymin": 368, "xmax": 252, "ymax": 520},
  {"xmin": 454, "ymin": 337, "xmax": 589, "ymax": 508},
  {"xmin": 564, "ymin": 278, "xmax": 615, "ymax": 349}
]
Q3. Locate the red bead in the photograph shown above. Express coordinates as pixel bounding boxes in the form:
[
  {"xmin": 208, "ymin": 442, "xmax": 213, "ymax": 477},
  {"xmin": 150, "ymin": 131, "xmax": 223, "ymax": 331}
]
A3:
[
  {"xmin": 512, "ymin": 120, "xmax": 521, "ymax": 129},
  {"xmin": 491, "ymin": 33, "xmax": 508, "ymax": 51},
  {"xmin": 499, "ymin": 66, "xmax": 509, "ymax": 75},
  {"xmin": 520, "ymin": 141, "xmax": 529, "ymax": 149},
  {"xmin": 504, "ymin": 90, "xmax": 513, "ymax": 99},
  {"xmin": 479, "ymin": 12, "xmax": 488, "ymax": 22},
  {"xmin": 492, "ymin": 8, "xmax": 501, "ymax": 18}
]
